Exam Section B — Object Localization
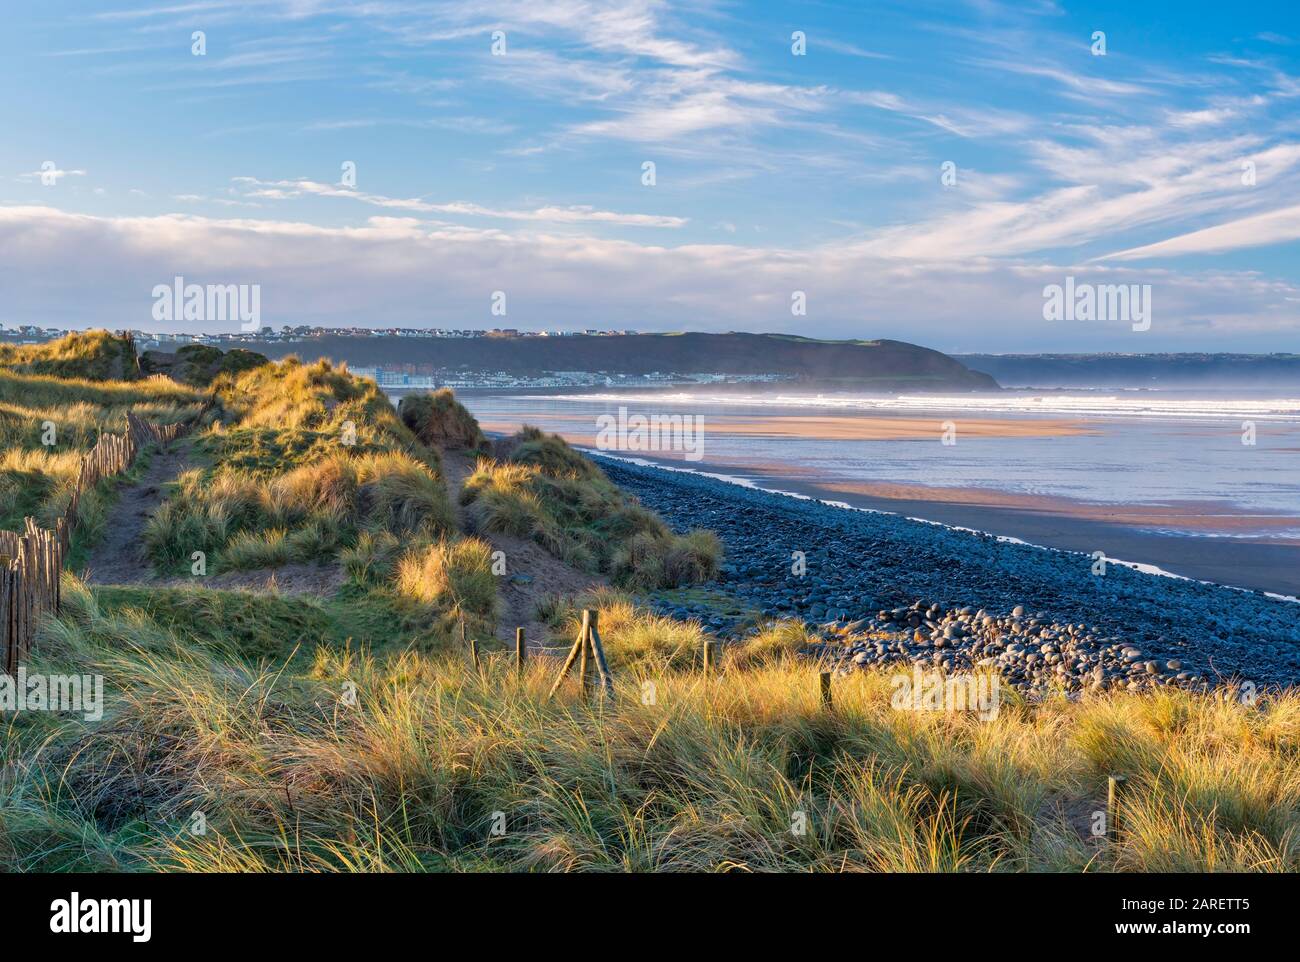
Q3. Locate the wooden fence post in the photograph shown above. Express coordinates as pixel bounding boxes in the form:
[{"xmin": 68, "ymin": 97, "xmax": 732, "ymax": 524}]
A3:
[
  {"xmin": 547, "ymin": 608, "xmax": 613, "ymax": 701},
  {"xmin": 820, "ymin": 671, "xmax": 833, "ymax": 710},
  {"xmin": 578, "ymin": 610, "xmax": 593, "ymax": 698},
  {"xmin": 1, "ymin": 565, "xmax": 14, "ymax": 676},
  {"xmin": 547, "ymin": 610, "xmax": 589, "ymax": 701},
  {"xmin": 516, "ymin": 627, "xmax": 526, "ymax": 674},
  {"xmin": 702, "ymin": 639, "xmax": 714, "ymax": 679},
  {"xmin": 460, "ymin": 618, "xmax": 480, "ymax": 671},
  {"xmin": 1107, "ymin": 774, "xmax": 1126, "ymax": 845},
  {"xmin": 587, "ymin": 609, "xmax": 613, "ymax": 700}
]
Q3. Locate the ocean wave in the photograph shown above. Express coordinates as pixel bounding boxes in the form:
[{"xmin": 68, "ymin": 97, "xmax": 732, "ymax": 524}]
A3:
[{"xmin": 529, "ymin": 391, "xmax": 1300, "ymax": 421}]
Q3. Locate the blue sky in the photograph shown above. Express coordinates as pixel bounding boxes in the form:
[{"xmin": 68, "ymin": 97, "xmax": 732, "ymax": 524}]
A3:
[{"xmin": 2, "ymin": 0, "xmax": 1299, "ymax": 352}]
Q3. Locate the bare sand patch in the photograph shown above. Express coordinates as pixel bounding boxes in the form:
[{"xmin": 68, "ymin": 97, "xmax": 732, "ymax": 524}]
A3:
[{"xmin": 475, "ymin": 413, "xmax": 1094, "ymax": 444}]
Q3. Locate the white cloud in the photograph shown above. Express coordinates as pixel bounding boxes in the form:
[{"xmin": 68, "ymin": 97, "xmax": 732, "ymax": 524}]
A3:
[
  {"xmin": 0, "ymin": 204, "xmax": 1294, "ymax": 349},
  {"xmin": 846, "ymin": 90, "xmax": 1029, "ymax": 138},
  {"xmin": 17, "ymin": 167, "xmax": 87, "ymax": 184},
  {"xmin": 1165, "ymin": 107, "xmax": 1238, "ymax": 128},
  {"xmin": 973, "ymin": 59, "xmax": 1152, "ymax": 99},
  {"xmin": 230, "ymin": 177, "xmax": 688, "ymax": 227},
  {"xmin": 849, "ymin": 128, "xmax": 1300, "ymax": 260},
  {"xmin": 1104, "ymin": 203, "xmax": 1300, "ymax": 259}
]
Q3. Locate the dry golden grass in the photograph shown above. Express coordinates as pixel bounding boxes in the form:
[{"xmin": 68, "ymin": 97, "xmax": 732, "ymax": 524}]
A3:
[
  {"xmin": 396, "ymin": 537, "xmax": 499, "ymax": 632},
  {"xmin": 6, "ymin": 578, "xmax": 1295, "ymax": 873},
  {"xmin": 3, "ymin": 339, "xmax": 1294, "ymax": 876},
  {"xmin": 462, "ymin": 440, "xmax": 721, "ymax": 588},
  {"xmin": 0, "ymin": 333, "xmax": 205, "ymax": 535}
]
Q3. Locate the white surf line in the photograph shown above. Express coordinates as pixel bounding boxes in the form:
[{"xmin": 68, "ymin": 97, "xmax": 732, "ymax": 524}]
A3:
[
  {"xmin": 539, "ymin": 391, "xmax": 1300, "ymax": 421},
  {"xmin": 588, "ymin": 450, "xmax": 1300, "ymax": 606}
]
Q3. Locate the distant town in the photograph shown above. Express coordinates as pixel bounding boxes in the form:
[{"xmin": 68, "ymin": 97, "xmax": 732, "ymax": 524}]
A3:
[
  {"xmin": 0, "ymin": 323, "xmax": 641, "ymax": 349},
  {"xmin": 349, "ymin": 366, "xmax": 794, "ymax": 391},
  {"xmin": 1, "ymin": 324, "xmax": 797, "ymax": 390}
]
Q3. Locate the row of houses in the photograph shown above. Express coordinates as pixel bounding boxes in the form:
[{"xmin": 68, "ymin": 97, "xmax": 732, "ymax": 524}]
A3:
[
  {"xmin": 1, "ymin": 324, "xmax": 642, "ymax": 344},
  {"xmin": 351, "ymin": 367, "xmax": 794, "ymax": 391}
]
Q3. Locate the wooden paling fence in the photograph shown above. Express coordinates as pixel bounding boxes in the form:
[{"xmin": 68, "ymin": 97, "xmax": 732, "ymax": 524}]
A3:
[
  {"xmin": 0, "ymin": 519, "xmax": 66, "ymax": 675},
  {"xmin": 2, "ymin": 410, "xmax": 197, "ymax": 675}
]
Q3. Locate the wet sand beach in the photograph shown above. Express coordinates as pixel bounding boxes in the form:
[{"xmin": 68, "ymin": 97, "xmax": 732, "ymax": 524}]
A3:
[
  {"xmin": 476, "ymin": 413, "xmax": 1098, "ymax": 440},
  {"xmin": 462, "ymin": 403, "xmax": 1300, "ymax": 598}
]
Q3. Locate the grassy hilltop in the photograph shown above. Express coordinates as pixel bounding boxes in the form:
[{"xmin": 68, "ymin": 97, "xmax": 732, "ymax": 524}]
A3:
[
  {"xmin": 222, "ymin": 331, "xmax": 1001, "ymax": 390},
  {"xmin": 0, "ymin": 331, "xmax": 1295, "ymax": 873}
]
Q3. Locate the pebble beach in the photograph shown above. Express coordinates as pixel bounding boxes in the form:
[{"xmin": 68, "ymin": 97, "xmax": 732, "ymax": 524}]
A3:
[{"xmin": 600, "ymin": 457, "xmax": 1300, "ymax": 695}]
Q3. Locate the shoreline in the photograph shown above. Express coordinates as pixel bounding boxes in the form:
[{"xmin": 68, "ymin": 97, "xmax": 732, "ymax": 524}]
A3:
[
  {"xmin": 477, "ymin": 413, "xmax": 1099, "ymax": 440},
  {"xmin": 593, "ymin": 455, "xmax": 1300, "ymax": 688},
  {"xmin": 581, "ymin": 448, "xmax": 1300, "ymax": 598}
]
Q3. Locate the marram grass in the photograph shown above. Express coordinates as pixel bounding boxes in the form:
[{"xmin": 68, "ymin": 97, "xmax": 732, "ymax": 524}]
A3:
[
  {"xmin": 3, "ymin": 579, "xmax": 1295, "ymax": 873},
  {"xmin": 1, "ymin": 342, "xmax": 1293, "ymax": 874}
]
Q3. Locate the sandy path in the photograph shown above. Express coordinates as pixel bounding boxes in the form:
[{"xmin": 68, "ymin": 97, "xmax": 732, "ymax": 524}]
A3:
[
  {"xmin": 440, "ymin": 450, "xmax": 606, "ymax": 650},
  {"xmin": 83, "ymin": 438, "xmax": 344, "ymax": 597},
  {"xmin": 84, "ymin": 440, "xmax": 195, "ymax": 586}
]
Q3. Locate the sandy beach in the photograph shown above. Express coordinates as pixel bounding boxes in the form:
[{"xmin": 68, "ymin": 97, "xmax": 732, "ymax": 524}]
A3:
[
  {"xmin": 476, "ymin": 413, "xmax": 1098, "ymax": 441},
  {"xmin": 467, "ymin": 406, "xmax": 1300, "ymax": 597}
]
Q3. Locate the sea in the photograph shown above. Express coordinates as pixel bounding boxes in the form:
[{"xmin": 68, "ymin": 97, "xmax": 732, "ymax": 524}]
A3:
[{"xmin": 430, "ymin": 388, "xmax": 1300, "ymax": 538}]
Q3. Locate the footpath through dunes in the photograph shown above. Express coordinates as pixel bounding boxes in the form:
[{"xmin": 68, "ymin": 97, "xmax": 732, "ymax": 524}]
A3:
[
  {"xmin": 439, "ymin": 448, "xmax": 607, "ymax": 650},
  {"xmin": 82, "ymin": 437, "xmax": 193, "ymax": 586},
  {"xmin": 80, "ymin": 435, "xmax": 346, "ymax": 597},
  {"xmin": 601, "ymin": 458, "xmax": 1300, "ymax": 692},
  {"xmin": 395, "ymin": 387, "xmax": 721, "ymax": 652}
]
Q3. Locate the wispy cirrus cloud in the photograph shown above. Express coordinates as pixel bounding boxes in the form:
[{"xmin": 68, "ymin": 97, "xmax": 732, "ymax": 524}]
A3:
[
  {"xmin": 17, "ymin": 167, "xmax": 87, "ymax": 184},
  {"xmin": 230, "ymin": 176, "xmax": 689, "ymax": 227},
  {"xmin": 966, "ymin": 57, "xmax": 1153, "ymax": 103},
  {"xmin": 1104, "ymin": 203, "xmax": 1300, "ymax": 259}
]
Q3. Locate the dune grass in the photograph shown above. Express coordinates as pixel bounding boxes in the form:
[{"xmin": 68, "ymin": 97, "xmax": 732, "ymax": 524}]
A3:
[
  {"xmin": 144, "ymin": 449, "xmax": 455, "ymax": 573},
  {"xmin": 3, "ymin": 578, "xmax": 1294, "ymax": 873},
  {"xmin": 0, "ymin": 330, "xmax": 141, "ymax": 382},
  {"xmin": 461, "ymin": 427, "xmax": 721, "ymax": 588},
  {"xmin": 0, "ymin": 332, "xmax": 206, "ymax": 540},
  {"xmin": 395, "ymin": 537, "xmax": 499, "ymax": 638},
  {"xmin": 140, "ymin": 358, "xmax": 456, "ymax": 575},
  {"xmin": 399, "ymin": 389, "xmax": 489, "ymax": 452}
]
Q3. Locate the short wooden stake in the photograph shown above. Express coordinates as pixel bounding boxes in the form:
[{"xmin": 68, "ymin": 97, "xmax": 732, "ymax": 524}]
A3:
[
  {"xmin": 1107, "ymin": 774, "xmax": 1126, "ymax": 844},
  {"xmin": 819, "ymin": 671, "xmax": 833, "ymax": 710},
  {"xmin": 702, "ymin": 639, "xmax": 714, "ymax": 678},
  {"xmin": 461, "ymin": 618, "xmax": 479, "ymax": 671},
  {"xmin": 516, "ymin": 627, "xmax": 527, "ymax": 674}
]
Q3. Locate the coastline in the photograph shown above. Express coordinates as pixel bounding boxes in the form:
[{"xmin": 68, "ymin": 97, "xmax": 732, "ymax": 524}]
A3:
[
  {"xmin": 499, "ymin": 432, "xmax": 1300, "ymax": 598},
  {"xmin": 477, "ymin": 413, "xmax": 1099, "ymax": 440},
  {"xmin": 624, "ymin": 454, "xmax": 1300, "ymax": 598},
  {"xmin": 592, "ymin": 455, "xmax": 1300, "ymax": 688}
]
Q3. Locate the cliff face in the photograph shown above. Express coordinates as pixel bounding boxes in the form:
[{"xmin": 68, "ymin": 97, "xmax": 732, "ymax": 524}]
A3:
[{"xmin": 217, "ymin": 332, "xmax": 1001, "ymax": 391}]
